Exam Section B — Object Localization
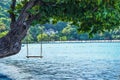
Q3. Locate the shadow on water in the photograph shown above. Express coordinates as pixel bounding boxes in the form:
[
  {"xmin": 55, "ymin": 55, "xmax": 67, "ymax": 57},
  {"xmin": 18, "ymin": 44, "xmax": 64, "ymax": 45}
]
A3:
[{"xmin": 0, "ymin": 73, "xmax": 12, "ymax": 80}]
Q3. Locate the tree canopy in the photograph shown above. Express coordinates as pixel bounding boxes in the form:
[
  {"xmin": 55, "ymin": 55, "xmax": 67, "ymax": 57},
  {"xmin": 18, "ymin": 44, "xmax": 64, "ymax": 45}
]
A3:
[{"xmin": 12, "ymin": 0, "xmax": 120, "ymax": 34}]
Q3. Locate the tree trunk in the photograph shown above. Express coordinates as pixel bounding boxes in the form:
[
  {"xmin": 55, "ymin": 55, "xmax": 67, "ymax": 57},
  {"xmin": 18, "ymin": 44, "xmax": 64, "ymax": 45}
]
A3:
[
  {"xmin": 0, "ymin": 22, "xmax": 29, "ymax": 58},
  {"xmin": 0, "ymin": 0, "xmax": 41, "ymax": 58}
]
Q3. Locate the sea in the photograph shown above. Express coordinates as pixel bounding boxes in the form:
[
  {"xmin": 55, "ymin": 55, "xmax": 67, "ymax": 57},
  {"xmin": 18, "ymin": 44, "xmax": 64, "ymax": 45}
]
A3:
[{"xmin": 0, "ymin": 42, "xmax": 120, "ymax": 80}]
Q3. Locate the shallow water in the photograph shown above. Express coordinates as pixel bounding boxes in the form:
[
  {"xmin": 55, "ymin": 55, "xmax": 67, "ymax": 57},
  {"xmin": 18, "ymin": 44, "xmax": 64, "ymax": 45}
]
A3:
[{"xmin": 0, "ymin": 43, "xmax": 120, "ymax": 80}]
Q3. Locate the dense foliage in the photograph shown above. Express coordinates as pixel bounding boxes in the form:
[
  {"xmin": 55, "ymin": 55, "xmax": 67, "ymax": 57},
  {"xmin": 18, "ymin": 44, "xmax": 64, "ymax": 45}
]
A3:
[
  {"xmin": 0, "ymin": 0, "xmax": 120, "ymax": 42},
  {"xmin": 26, "ymin": 0, "xmax": 120, "ymax": 34},
  {"xmin": 0, "ymin": 0, "xmax": 10, "ymax": 29}
]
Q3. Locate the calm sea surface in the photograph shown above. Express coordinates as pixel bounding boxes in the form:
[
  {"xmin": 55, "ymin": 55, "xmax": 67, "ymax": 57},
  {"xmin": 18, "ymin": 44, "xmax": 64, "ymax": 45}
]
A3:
[{"xmin": 0, "ymin": 42, "xmax": 120, "ymax": 80}]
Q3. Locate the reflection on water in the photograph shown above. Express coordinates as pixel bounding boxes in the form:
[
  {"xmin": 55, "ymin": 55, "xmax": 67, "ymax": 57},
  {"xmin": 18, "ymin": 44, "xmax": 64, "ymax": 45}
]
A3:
[{"xmin": 0, "ymin": 43, "xmax": 120, "ymax": 80}]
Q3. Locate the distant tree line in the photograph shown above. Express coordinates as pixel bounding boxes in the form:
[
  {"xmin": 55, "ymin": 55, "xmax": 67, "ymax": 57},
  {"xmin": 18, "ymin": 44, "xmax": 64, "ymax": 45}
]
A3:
[{"xmin": 21, "ymin": 21, "xmax": 120, "ymax": 43}]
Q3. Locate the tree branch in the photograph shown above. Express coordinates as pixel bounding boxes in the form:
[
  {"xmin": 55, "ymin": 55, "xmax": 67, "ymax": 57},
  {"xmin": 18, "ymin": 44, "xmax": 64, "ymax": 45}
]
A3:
[
  {"xmin": 10, "ymin": 0, "xmax": 16, "ymax": 23},
  {"xmin": 26, "ymin": 13, "xmax": 41, "ymax": 25},
  {"xmin": 38, "ymin": 0, "xmax": 56, "ymax": 6},
  {"xmin": 17, "ymin": 0, "xmax": 38, "ymax": 24}
]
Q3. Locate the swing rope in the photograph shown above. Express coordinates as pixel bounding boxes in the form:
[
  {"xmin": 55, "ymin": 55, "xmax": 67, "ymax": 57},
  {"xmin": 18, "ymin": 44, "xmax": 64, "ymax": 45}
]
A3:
[
  {"xmin": 26, "ymin": 29, "xmax": 43, "ymax": 58},
  {"xmin": 26, "ymin": 5, "xmax": 43, "ymax": 58}
]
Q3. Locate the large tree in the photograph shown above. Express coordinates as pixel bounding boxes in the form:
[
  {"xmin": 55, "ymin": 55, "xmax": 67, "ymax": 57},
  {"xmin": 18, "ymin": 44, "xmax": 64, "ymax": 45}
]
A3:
[{"xmin": 0, "ymin": 0, "xmax": 120, "ymax": 58}]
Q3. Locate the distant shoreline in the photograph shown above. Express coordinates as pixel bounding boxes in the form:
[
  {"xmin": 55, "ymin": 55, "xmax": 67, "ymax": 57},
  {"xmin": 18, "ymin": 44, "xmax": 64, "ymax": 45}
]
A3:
[
  {"xmin": 45, "ymin": 40, "xmax": 120, "ymax": 43},
  {"xmin": 23, "ymin": 40, "xmax": 120, "ymax": 44}
]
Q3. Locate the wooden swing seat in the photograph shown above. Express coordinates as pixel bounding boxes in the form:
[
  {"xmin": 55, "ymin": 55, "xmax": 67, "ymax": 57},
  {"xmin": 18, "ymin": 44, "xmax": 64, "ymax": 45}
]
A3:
[{"xmin": 26, "ymin": 56, "xmax": 43, "ymax": 58}]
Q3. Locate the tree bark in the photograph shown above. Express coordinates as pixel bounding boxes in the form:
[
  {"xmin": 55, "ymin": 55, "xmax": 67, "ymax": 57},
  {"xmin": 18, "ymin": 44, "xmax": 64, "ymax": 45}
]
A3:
[
  {"xmin": 0, "ymin": 23, "xmax": 28, "ymax": 58},
  {"xmin": 0, "ymin": 0, "xmax": 41, "ymax": 58}
]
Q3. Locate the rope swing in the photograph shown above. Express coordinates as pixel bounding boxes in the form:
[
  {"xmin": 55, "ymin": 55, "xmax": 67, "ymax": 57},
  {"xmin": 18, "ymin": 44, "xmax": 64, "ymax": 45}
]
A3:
[{"xmin": 26, "ymin": 29, "xmax": 43, "ymax": 58}]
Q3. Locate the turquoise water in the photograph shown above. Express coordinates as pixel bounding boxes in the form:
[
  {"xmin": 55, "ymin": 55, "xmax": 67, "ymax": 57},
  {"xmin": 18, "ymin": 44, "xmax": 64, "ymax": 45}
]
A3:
[{"xmin": 0, "ymin": 43, "xmax": 120, "ymax": 80}]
